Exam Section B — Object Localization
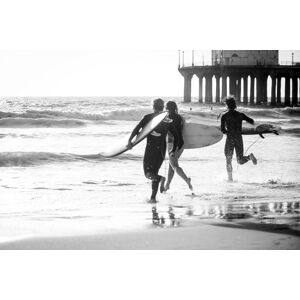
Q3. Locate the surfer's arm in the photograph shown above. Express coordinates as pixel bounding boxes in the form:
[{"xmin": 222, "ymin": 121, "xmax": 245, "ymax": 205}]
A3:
[
  {"xmin": 242, "ymin": 113, "xmax": 254, "ymax": 125},
  {"xmin": 220, "ymin": 115, "xmax": 227, "ymax": 134},
  {"xmin": 127, "ymin": 117, "xmax": 147, "ymax": 147}
]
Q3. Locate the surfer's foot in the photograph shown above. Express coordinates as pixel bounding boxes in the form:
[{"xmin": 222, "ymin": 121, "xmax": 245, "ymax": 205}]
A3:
[
  {"xmin": 148, "ymin": 198, "xmax": 157, "ymax": 204},
  {"xmin": 249, "ymin": 153, "xmax": 257, "ymax": 165},
  {"xmin": 227, "ymin": 173, "xmax": 233, "ymax": 182},
  {"xmin": 164, "ymin": 183, "xmax": 170, "ymax": 192},
  {"xmin": 187, "ymin": 177, "xmax": 193, "ymax": 192},
  {"xmin": 159, "ymin": 176, "xmax": 166, "ymax": 193}
]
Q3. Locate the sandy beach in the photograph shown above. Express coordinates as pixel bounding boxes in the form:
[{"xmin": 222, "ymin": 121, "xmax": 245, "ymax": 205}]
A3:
[{"xmin": 1, "ymin": 218, "xmax": 300, "ymax": 250}]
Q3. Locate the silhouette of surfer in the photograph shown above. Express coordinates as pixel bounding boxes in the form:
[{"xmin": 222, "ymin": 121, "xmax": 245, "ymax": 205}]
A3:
[
  {"xmin": 164, "ymin": 101, "xmax": 193, "ymax": 192},
  {"xmin": 220, "ymin": 96, "xmax": 257, "ymax": 182},
  {"xmin": 127, "ymin": 99, "xmax": 180, "ymax": 203}
]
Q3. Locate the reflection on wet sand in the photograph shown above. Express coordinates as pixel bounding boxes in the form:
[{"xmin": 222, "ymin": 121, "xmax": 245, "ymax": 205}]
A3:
[
  {"xmin": 150, "ymin": 200, "xmax": 300, "ymax": 229},
  {"xmin": 151, "ymin": 206, "xmax": 180, "ymax": 227}
]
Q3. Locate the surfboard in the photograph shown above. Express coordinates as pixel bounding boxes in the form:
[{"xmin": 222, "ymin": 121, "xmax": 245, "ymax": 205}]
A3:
[
  {"xmin": 101, "ymin": 112, "xmax": 168, "ymax": 157},
  {"xmin": 242, "ymin": 123, "xmax": 281, "ymax": 138},
  {"xmin": 183, "ymin": 123, "xmax": 223, "ymax": 149}
]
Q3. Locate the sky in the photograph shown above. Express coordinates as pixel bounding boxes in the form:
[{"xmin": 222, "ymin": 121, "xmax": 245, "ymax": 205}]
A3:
[
  {"xmin": 0, "ymin": 50, "xmax": 299, "ymax": 97},
  {"xmin": 0, "ymin": 0, "xmax": 299, "ymax": 97}
]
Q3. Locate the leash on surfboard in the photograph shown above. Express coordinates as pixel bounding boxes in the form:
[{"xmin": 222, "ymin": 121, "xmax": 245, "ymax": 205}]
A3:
[
  {"xmin": 236, "ymin": 135, "xmax": 260, "ymax": 172},
  {"xmin": 244, "ymin": 135, "xmax": 261, "ymax": 156}
]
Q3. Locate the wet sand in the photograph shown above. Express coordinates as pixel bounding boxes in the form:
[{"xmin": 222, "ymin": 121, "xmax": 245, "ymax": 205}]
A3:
[{"xmin": 1, "ymin": 219, "xmax": 299, "ymax": 250}]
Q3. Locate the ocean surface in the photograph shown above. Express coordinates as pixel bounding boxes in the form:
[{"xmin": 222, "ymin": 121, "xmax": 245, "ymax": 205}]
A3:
[{"xmin": 0, "ymin": 97, "xmax": 300, "ymax": 243}]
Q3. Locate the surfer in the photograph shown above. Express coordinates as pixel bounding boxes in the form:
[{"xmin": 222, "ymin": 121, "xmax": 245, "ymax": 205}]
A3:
[
  {"xmin": 221, "ymin": 96, "xmax": 257, "ymax": 182},
  {"xmin": 127, "ymin": 98, "xmax": 181, "ymax": 203},
  {"xmin": 164, "ymin": 101, "xmax": 193, "ymax": 192}
]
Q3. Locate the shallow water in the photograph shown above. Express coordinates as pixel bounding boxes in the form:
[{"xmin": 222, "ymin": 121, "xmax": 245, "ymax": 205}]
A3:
[{"xmin": 0, "ymin": 97, "xmax": 299, "ymax": 243}]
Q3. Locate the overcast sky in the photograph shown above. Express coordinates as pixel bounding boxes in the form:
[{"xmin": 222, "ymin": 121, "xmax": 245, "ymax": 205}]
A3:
[
  {"xmin": 0, "ymin": 50, "xmax": 299, "ymax": 97},
  {"xmin": 0, "ymin": 0, "xmax": 299, "ymax": 97}
]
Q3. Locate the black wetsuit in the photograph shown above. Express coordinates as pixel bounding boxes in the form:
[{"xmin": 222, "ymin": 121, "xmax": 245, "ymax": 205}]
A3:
[
  {"xmin": 221, "ymin": 110, "xmax": 254, "ymax": 167},
  {"xmin": 167, "ymin": 113, "xmax": 184, "ymax": 150},
  {"xmin": 133, "ymin": 113, "xmax": 180, "ymax": 180}
]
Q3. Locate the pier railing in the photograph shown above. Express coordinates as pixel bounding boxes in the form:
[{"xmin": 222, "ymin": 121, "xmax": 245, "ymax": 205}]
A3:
[{"xmin": 179, "ymin": 60, "xmax": 300, "ymax": 68}]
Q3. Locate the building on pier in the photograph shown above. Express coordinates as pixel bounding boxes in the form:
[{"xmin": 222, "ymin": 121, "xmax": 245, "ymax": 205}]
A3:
[
  {"xmin": 179, "ymin": 50, "xmax": 300, "ymax": 106},
  {"xmin": 212, "ymin": 50, "xmax": 279, "ymax": 66}
]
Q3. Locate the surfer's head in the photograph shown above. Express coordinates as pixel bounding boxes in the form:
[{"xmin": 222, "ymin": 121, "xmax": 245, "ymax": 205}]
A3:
[
  {"xmin": 166, "ymin": 101, "xmax": 178, "ymax": 115},
  {"xmin": 153, "ymin": 98, "xmax": 164, "ymax": 112},
  {"xmin": 224, "ymin": 96, "xmax": 237, "ymax": 110}
]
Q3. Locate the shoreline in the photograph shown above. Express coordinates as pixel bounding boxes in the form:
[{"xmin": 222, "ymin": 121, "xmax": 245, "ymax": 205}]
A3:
[{"xmin": 1, "ymin": 219, "xmax": 299, "ymax": 250}]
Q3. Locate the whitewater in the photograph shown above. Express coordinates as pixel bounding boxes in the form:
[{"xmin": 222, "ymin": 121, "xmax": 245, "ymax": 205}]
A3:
[{"xmin": 0, "ymin": 97, "xmax": 300, "ymax": 244}]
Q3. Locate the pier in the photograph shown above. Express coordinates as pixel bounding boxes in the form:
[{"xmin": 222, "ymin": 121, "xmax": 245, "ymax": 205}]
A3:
[{"xmin": 178, "ymin": 50, "xmax": 300, "ymax": 106}]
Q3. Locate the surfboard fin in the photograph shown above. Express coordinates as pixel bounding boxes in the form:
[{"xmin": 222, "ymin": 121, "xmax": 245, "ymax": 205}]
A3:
[
  {"xmin": 259, "ymin": 133, "xmax": 265, "ymax": 138},
  {"xmin": 274, "ymin": 131, "xmax": 279, "ymax": 135}
]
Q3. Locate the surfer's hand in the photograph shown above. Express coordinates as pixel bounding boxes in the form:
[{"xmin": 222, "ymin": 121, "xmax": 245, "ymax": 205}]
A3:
[
  {"xmin": 127, "ymin": 140, "xmax": 133, "ymax": 149},
  {"xmin": 169, "ymin": 151, "xmax": 175, "ymax": 158}
]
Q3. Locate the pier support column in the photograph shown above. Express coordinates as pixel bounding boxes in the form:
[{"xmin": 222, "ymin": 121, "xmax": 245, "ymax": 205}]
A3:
[
  {"xmin": 221, "ymin": 75, "xmax": 227, "ymax": 99},
  {"xmin": 277, "ymin": 77, "xmax": 281, "ymax": 104},
  {"xmin": 292, "ymin": 76, "xmax": 298, "ymax": 106},
  {"xmin": 250, "ymin": 76, "xmax": 255, "ymax": 104},
  {"xmin": 271, "ymin": 76, "xmax": 276, "ymax": 105},
  {"xmin": 285, "ymin": 76, "xmax": 290, "ymax": 106},
  {"xmin": 205, "ymin": 75, "xmax": 213, "ymax": 103},
  {"xmin": 256, "ymin": 76, "xmax": 262, "ymax": 104},
  {"xmin": 198, "ymin": 76, "xmax": 203, "ymax": 103},
  {"xmin": 183, "ymin": 74, "xmax": 192, "ymax": 103},
  {"xmin": 237, "ymin": 77, "xmax": 241, "ymax": 102},
  {"xmin": 261, "ymin": 76, "xmax": 268, "ymax": 104},
  {"xmin": 229, "ymin": 75, "xmax": 236, "ymax": 97},
  {"xmin": 215, "ymin": 75, "xmax": 220, "ymax": 103},
  {"xmin": 243, "ymin": 76, "xmax": 248, "ymax": 104}
]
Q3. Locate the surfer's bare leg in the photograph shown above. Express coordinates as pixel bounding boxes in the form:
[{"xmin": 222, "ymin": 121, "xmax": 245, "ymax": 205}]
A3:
[
  {"xmin": 235, "ymin": 140, "xmax": 257, "ymax": 165},
  {"xmin": 165, "ymin": 143, "xmax": 175, "ymax": 190},
  {"xmin": 165, "ymin": 164, "xmax": 175, "ymax": 191},
  {"xmin": 159, "ymin": 176, "xmax": 166, "ymax": 193},
  {"xmin": 167, "ymin": 147, "xmax": 193, "ymax": 191},
  {"xmin": 225, "ymin": 139, "xmax": 234, "ymax": 182},
  {"xmin": 226, "ymin": 156, "xmax": 233, "ymax": 182}
]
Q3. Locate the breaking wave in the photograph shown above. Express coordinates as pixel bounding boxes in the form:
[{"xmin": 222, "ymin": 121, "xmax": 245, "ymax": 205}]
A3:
[
  {"xmin": 0, "ymin": 118, "xmax": 86, "ymax": 128},
  {"xmin": 0, "ymin": 105, "xmax": 299, "ymax": 128},
  {"xmin": 0, "ymin": 152, "xmax": 141, "ymax": 167},
  {"xmin": 0, "ymin": 107, "xmax": 151, "ymax": 127},
  {"xmin": 282, "ymin": 128, "xmax": 300, "ymax": 135}
]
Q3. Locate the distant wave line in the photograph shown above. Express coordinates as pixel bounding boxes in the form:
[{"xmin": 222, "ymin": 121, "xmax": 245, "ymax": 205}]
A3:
[{"xmin": 0, "ymin": 152, "xmax": 142, "ymax": 167}]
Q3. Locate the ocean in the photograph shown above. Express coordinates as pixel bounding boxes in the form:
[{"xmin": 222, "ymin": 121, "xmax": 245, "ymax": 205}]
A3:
[{"xmin": 0, "ymin": 97, "xmax": 300, "ymax": 243}]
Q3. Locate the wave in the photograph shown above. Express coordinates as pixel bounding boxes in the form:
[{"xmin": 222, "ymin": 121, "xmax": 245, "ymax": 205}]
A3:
[
  {"xmin": 264, "ymin": 179, "xmax": 300, "ymax": 189},
  {"xmin": 0, "ymin": 118, "xmax": 86, "ymax": 128},
  {"xmin": 282, "ymin": 128, "xmax": 300, "ymax": 135},
  {"xmin": 1, "ymin": 108, "xmax": 150, "ymax": 121},
  {"xmin": 184, "ymin": 107, "xmax": 300, "ymax": 131},
  {"xmin": 25, "ymin": 108, "xmax": 150, "ymax": 121},
  {"xmin": 0, "ymin": 152, "xmax": 141, "ymax": 167},
  {"xmin": 280, "ymin": 107, "xmax": 300, "ymax": 116},
  {"xmin": 0, "ymin": 107, "xmax": 151, "ymax": 127},
  {"xmin": 0, "ymin": 106, "xmax": 298, "ymax": 128}
]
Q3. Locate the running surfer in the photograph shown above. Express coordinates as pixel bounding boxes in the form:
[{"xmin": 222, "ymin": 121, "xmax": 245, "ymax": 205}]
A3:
[
  {"xmin": 220, "ymin": 96, "xmax": 257, "ymax": 182},
  {"xmin": 127, "ymin": 98, "xmax": 181, "ymax": 203},
  {"xmin": 164, "ymin": 101, "xmax": 193, "ymax": 192}
]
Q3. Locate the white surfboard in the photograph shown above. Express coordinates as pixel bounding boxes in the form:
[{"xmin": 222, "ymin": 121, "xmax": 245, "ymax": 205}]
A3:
[
  {"xmin": 242, "ymin": 123, "xmax": 281, "ymax": 136},
  {"xmin": 183, "ymin": 123, "xmax": 223, "ymax": 149},
  {"xmin": 101, "ymin": 112, "xmax": 168, "ymax": 157}
]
